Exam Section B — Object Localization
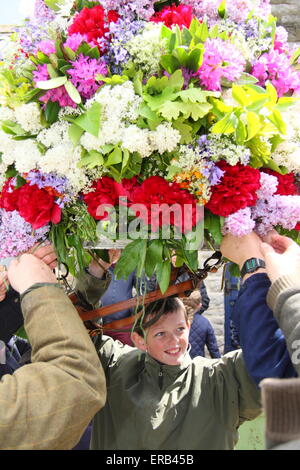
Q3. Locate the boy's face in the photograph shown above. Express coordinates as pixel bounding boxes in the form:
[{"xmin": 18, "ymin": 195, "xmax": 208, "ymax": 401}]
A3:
[{"xmin": 133, "ymin": 308, "xmax": 190, "ymax": 366}]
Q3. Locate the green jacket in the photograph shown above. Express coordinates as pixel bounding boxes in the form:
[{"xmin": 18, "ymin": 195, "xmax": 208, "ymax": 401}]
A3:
[{"xmin": 90, "ymin": 336, "xmax": 261, "ymax": 450}]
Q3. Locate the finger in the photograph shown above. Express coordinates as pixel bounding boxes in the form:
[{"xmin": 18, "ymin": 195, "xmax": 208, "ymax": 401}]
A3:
[
  {"xmin": 269, "ymin": 234, "xmax": 294, "ymax": 254},
  {"xmin": 260, "ymin": 242, "xmax": 275, "ymax": 258}
]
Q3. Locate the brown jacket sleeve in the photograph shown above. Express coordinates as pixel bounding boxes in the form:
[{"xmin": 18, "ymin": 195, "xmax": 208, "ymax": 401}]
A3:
[{"xmin": 0, "ymin": 285, "xmax": 106, "ymax": 450}]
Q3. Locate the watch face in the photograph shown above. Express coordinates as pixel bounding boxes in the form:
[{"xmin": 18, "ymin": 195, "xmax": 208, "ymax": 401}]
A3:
[{"xmin": 245, "ymin": 258, "xmax": 259, "ymax": 272}]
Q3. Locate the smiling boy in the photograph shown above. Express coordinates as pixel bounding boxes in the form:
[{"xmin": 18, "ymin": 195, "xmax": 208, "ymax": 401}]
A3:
[{"xmin": 76, "ymin": 233, "xmax": 296, "ymax": 450}]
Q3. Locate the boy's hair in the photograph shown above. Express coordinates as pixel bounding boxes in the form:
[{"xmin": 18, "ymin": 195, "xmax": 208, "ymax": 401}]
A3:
[{"xmin": 134, "ymin": 296, "xmax": 187, "ymax": 337}]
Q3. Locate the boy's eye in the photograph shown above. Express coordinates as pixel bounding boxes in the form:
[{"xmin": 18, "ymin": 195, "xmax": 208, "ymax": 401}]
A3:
[
  {"xmin": 177, "ymin": 327, "xmax": 186, "ymax": 332},
  {"xmin": 154, "ymin": 331, "xmax": 164, "ymax": 337}
]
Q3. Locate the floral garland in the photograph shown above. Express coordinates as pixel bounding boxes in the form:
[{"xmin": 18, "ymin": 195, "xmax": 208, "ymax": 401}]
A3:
[{"xmin": 0, "ymin": 0, "xmax": 300, "ymax": 290}]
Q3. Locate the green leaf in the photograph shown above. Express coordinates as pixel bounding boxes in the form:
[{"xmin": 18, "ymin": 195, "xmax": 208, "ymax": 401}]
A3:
[
  {"xmin": 172, "ymin": 119, "xmax": 193, "ymax": 143},
  {"xmin": 136, "ymin": 239, "xmax": 148, "ymax": 278},
  {"xmin": 267, "ymin": 110, "xmax": 286, "ymax": 135},
  {"xmin": 265, "ymin": 81, "xmax": 278, "ymax": 104},
  {"xmin": 145, "ymin": 239, "xmax": 163, "ymax": 278},
  {"xmin": 45, "ymin": 100, "xmax": 59, "ymax": 124},
  {"xmin": 144, "ymin": 87, "xmax": 178, "ymax": 111},
  {"xmin": 63, "ymin": 46, "xmax": 76, "ymax": 60},
  {"xmin": 114, "ymin": 240, "xmax": 145, "ymax": 280},
  {"xmin": 232, "ymin": 85, "xmax": 250, "ymax": 107},
  {"xmin": 68, "ymin": 123, "xmax": 84, "ymax": 146},
  {"xmin": 204, "ymin": 211, "xmax": 223, "ymax": 245},
  {"xmin": 186, "ymin": 46, "xmax": 204, "ymax": 72},
  {"xmin": 36, "ymin": 76, "xmax": 67, "ymax": 90},
  {"xmin": 64, "ymin": 80, "xmax": 81, "ymax": 104},
  {"xmin": 218, "ymin": 0, "xmax": 226, "ymax": 18},
  {"xmin": 211, "ymin": 112, "xmax": 237, "ymax": 134},
  {"xmin": 156, "ymin": 260, "xmax": 171, "ymax": 294},
  {"xmin": 168, "ymin": 69, "xmax": 185, "ymax": 91},
  {"xmin": 105, "ymin": 147, "xmax": 123, "ymax": 166},
  {"xmin": 245, "ymin": 111, "xmax": 262, "ymax": 141},
  {"xmin": 73, "ymin": 102, "xmax": 101, "ymax": 137},
  {"xmin": 235, "ymin": 73, "xmax": 259, "ymax": 86},
  {"xmin": 78, "ymin": 150, "xmax": 104, "ymax": 169},
  {"xmin": 160, "ymin": 54, "xmax": 181, "ymax": 74},
  {"xmin": 86, "ymin": 46, "xmax": 100, "ymax": 59},
  {"xmin": 47, "ymin": 64, "xmax": 59, "ymax": 79}
]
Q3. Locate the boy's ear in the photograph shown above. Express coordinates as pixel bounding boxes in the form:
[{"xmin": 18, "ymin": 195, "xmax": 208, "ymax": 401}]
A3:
[{"xmin": 131, "ymin": 331, "xmax": 147, "ymax": 351}]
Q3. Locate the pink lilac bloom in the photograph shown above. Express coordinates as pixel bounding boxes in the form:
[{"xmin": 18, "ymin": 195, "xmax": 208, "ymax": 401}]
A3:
[
  {"xmin": 64, "ymin": 34, "xmax": 94, "ymax": 52},
  {"xmin": 35, "ymin": 39, "xmax": 56, "ymax": 55},
  {"xmin": 274, "ymin": 26, "xmax": 289, "ymax": 54},
  {"xmin": 0, "ymin": 209, "xmax": 49, "ymax": 258},
  {"xmin": 256, "ymin": 172, "xmax": 278, "ymax": 198},
  {"xmin": 33, "ymin": 64, "xmax": 77, "ymax": 108},
  {"xmin": 196, "ymin": 38, "xmax": 246, "ymax": 91},
  {"xmin": 34, "ymin": 0, "xmax": 56, "ymax": 21},
  {"xmin": 67, "ymin": 55, "xmax": 108, "ymax": 99},
  {"xmin": 183, "ymin": 0, "xmax": 271, "ymax": 25},
  {"xmin": 253, "ymin": 195, "xmax": 300, "ymax": 235},
  {"xmin": 222, "ymin": 207, "xmax": 255, "ymax": 237},
  {"xmin": 251, "ymin": 49, "xmax": 300, "ymax": 97}
]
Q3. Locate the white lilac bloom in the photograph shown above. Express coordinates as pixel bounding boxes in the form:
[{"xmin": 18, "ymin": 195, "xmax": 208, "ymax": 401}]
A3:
[
  {"xmin": 125, "ymin": 23, "xmax": 167, "ymax": 76},
  {"xmin": 37, "ymin": 121, "xmax": 71, "ymax": 148},
  {"xmin": 0, "ymin": 130, "xmax": 16, "ymax": 164},
  {"xmin": 39, "ymin": 144, "xmax": 88, "ymax": 193},
  {"xmin": 81, "ymin": 81, "xmax": 142, "ymax": 149},
  {"xmin": 12, "ymin": 140, "xmax": 42, "ymax": 174},
  {"xmin": 149, "ymin": 123, "xmax": 181, "ymax": 154},
  {"xmin": 14, "ymin": 103, "xmax": 43, "ymax": 134},
  {"xmin": 122, "ymin": 125, "xmax": 153, "ymax": 158},
  {"xmin": 272, "ymin": 141, "xmax": 300, "ymax": 173},
  {"xmin": 0, "ymin": 106, "xmax": 15, "ymax": 122}
]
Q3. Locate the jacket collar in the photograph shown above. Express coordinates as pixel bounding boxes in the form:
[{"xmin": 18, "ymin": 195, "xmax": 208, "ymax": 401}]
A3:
[{"xmin": 144, "ymin": 350, "xmax": 192, "ymax": 380}]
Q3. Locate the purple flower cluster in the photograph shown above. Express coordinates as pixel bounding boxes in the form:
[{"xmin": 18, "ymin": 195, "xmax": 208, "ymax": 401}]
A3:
[
  {"xmin": 105, "ymin": 19, "xmax": 145, "ymax": 73},
  {"xmin": 101, "ymin": 0, "xmax": 156, "ymax": 21},
  {"xmin": 34, "ymin": 0, "xmax": 56, "ymax": 22},
  {"xmin": 223, "ymin": 172, "xmax": 300, "ymax": 237},
  {"xmin": 0, "ymin": 209, "xmax": 49, "ymax": 258},
  {"xmin": 251, "ymin": 49, "xmax": 300, "ymax": 96},
  {"xmin": 25, "ymin": 170, "xmax": 72, "ymax": 207},
  {"xmin": 196, "ymin": 38, "xmax": 246, "ymax": 91},
  {"xmin": 68, "ymin": 55, "xmax": 108, "ymax": 99},
  {"xmin": 33, "ymin": 64, "xmax": 76, "ymax": 108}
]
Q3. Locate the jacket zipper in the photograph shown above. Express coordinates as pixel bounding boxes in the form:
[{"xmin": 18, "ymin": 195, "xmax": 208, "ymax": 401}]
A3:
[{"xmin": 158, "ymin": 366, "xmax": 163, "ymax": 389}]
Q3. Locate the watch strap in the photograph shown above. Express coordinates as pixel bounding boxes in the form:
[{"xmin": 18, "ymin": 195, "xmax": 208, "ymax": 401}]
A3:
[{"xmin": 240, "ymin": 258, "xmax": 266, "ymax": 278}]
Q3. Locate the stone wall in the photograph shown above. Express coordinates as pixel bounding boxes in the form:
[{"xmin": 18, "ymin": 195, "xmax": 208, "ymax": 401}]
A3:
[{"xmin": 270, "ymin": 0, "xmax": 300, "ymax": 45}]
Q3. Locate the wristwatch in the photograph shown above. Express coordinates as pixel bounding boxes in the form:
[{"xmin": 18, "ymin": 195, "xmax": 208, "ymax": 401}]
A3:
[{"xmin": 240, "ymin": 258, "xmax": 266, "ymax": 278}]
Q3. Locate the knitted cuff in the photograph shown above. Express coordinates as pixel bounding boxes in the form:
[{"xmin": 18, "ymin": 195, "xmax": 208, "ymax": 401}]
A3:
[
  {"xmin": 261, "ymin": 378, "xmax": 300, "ymax": 448},
  {"xmin": 267, "ymin": 274, "xmax": 300, "ymax": 312}
]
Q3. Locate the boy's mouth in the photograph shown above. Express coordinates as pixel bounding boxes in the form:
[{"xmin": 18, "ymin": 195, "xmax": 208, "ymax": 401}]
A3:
[{"xmin": 165, "ymin": 347, "xmax": 181, "ymax": 356}]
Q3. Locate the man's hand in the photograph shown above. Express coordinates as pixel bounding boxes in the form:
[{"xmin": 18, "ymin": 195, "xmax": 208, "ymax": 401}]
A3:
[
  {"xmin": 88, "ymin": 249, "xmax": 121, "ymax": 278},
  {"xmin": 8, "ymin": 254, "xmax": 57, "ymax": 295},
  {"xmin": 29, "ymin": 242, "xmax": 57, "ymax": 269},
  {"xmin": 260, "ymin": 233, "xmax": 300, "ymax": 283},
  {"xmin": 220, "ymin": 232, "xmax": 264, "ymax": 269}
]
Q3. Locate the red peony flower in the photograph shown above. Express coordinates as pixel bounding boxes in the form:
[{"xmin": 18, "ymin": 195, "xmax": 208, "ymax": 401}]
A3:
[
  {"xmin": 68, "ymin": 5, "xmax": 119, "ymax": 49},
  {"xmin": 83, "ymin": 176, "xmax": 127, "ymax": 220},
  {"xmin": 129, "ymin": 176, "xmax": 199, "ymax": 232},
  {"xmin": 206, "ymin": 161, "xmax": 261, "ymax": 217},
  {"xmin": 0, "ymin": 178, "xmax": 21, "ymax": 212},
  {"xmin": 262, "ymin": 168, "xmax": 298, "ymax": 195},
  {"xmin": 150, "ymin": 4, "xmax": 194, "ymax": 29},
  {"xmin": 17, "ymin": 183, "xmax": 61, "ymax": 229}
]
